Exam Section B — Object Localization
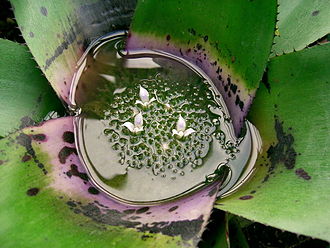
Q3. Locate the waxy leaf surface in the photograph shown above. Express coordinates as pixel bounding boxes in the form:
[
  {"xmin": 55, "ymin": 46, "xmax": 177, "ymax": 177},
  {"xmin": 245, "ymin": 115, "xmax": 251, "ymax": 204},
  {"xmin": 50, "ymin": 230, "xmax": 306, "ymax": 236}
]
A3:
[
  {"xmin": 216, "ymin": 43, "xmax": 330, "ymax": 242},
  {"xmin": 10, "ymin": 0, "xmax": 137, "ymax": 103},
  {"xmin": 0, "ymin": 39, "xmax": 62, "ymax": 137},
  {"xmin": 271, "ymin": 0, "xmax": 330, "ymax": 56}
]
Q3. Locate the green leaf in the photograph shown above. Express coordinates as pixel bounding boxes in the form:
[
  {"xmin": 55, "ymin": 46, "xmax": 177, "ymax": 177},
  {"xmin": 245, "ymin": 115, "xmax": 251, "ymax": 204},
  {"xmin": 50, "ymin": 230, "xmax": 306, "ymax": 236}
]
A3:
[
  {"xmin": 10, "ymin": 0, "xmax": 137, "ymax": 104},
  {"xmin": 0, "ymin": 39, "xmax": 63, "ymax": 137},
  {"xmin": 271, "ymin": 0, "xmax": 330, "ymax": 56},
  {"xmin": 127, "ymin": 0, "xmax": 277, "ymax": 135},
  {"xmin": 215, "ymin": 43, "xmax": 330, "ymax": 242},
  {"xmin": 0, "ymin": 117, "xmax": 221, "ymax": 247}
]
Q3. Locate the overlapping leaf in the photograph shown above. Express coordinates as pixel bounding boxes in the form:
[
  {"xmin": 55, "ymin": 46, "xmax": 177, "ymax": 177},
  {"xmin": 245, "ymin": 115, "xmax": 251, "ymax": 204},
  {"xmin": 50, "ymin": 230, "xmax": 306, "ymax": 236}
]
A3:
[
  {"xmin": 216, "ymin": 43, "xmax": 330, "ymax": 242},
  {"xmin": 271, "ymin": 0, "xmax": 330, "ymax": 56},
  {"xmin": 10, "ymin": 0, "xmax": 137, "ymax": 103},
  {"xmin": 0, "ymin": 39, "xmax": 62, "ymax": 137}
]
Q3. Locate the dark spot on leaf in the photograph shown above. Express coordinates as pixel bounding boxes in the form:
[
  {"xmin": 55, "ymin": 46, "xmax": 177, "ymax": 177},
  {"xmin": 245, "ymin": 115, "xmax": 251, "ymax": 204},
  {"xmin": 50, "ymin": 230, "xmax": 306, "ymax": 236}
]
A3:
[
  {"xmin": 250, "ymin": 190, "xmax": 256, "ymax": 194},
  {"xmin": 139, "ymin": 215, "xmax": 204, "ymax": 241},
  {"xmin": 203, "ymin": 35, "xmax": 208, "ymax": 42},
  {"xmin": 230, "ymin": 84, "xmax": 238, "ymax": 94},
  {"xmin": 208, "ymin": 186, "xmax": 218, "ymax": 197},
  {"xmin": 188, "ymin": 28, "xmax": 196, "ymax": 35},
  {"xmin": 267, "ymin": 117, "xmax": 297, "ymax": 172},
  {"xmin": 123, "ymin": 209, "xmax": 136, "ymax": 214},
  {"xmin": 26, "ymin": 187, "xmax": 39, "ymax": 196},
  {"xmin": 29, "ymin": 32, "xmax": 34, "ymax": 38},
  {"xmin": 141, "ymin": 234, "xmax": 152, "ymax": 241},
  {"xmin": 62, "ymin": 131, "xmax": 75, "ymax": 144},
  {"xmin": 235, "ymin": 95, "xmax": 244, "ymax": 110},
  {"xmin": 196, "ymin": 43, "xmax": 202, "ymax": 50},
  {"xmin": 168, "ymin": 206, "xmax": 179, "ymax": 212},
  {"xmin": 136, "ymin": 207, "xmax": 149, "ymax": 214},
  {"xmin": 66, "ymin": 164, "xmax": 89, "ymax": 181},
  {"xmin": 312, "ymin": 10, "xmax": 320, "ymax": 16},
  {"xmin": 69, "ymin": 201, "xmax": 141, "ymax": 228},
  {"xmin": 129, "ymin": 216, "xmax": 141, "ymax": 220},
  {"xmin": 166, "ymin": 34, "xmax": 171, "ymax": 41},
  {"xmin": 88, "ymin": 187, "xmax": 99, "ymax": 195},
  {"xmin": 19, "ymin": 116, "xmax": 35, "ymax": 129},
  {"xmin": 73, "ymin": 208, "xmax": 82, "ymax": 214},
  {"xmin": 66, "ymin": 201, "xmax": 77, "ymax": 207},
  {"xmin": 262, "ymin": 70, "xmax": 271, "ymax": 93},
  {"xmin": 16, "ymin": 133, "xmax": 47, "ymax": 174},
  {"xmin": 239, "ymin": 195, "xmax": 253, "ymax": 200},
  {"xmin": 295, "ymin": 168, "xmax": 311, "ymax": 180},
  {"xmin": 22, "ymin": 154, "xmax": 32, "ymax": 162},
  {"xmin": 58, "ymin": 146, "xmax": 77, "ymax": 164},
  {"xmin": 262, "ymin": 174, "xmax": 270, "ymax": 183},
  {"xmin": 31, "ymin": 134, "xmax": 46, "ymax": 141},
  {"xmin": 40, "ymin": 6, "xmax": 48, "ymax": 16}
]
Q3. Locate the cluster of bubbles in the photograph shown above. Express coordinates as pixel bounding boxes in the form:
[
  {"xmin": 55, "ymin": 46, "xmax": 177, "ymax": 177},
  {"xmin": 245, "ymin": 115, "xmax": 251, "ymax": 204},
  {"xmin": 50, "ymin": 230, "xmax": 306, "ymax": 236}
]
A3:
[{"xmin": 101, "ymin": 73, "xmax": 238, "ymax": 178}]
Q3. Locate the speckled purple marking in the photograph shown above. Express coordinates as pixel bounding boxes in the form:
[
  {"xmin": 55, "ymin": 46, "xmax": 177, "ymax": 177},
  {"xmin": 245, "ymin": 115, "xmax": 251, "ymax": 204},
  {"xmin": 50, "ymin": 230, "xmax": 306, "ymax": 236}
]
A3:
[{"xmin": 23, "ymin": 117, "xmax": 221, "ymax": 243}]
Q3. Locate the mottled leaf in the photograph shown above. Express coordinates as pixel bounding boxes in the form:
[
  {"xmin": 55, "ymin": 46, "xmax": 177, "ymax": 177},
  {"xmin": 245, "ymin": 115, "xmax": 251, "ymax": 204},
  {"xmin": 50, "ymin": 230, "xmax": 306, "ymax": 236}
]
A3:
[
  {"xmin": 127, "ymin": 0, "xmax": 277, "ymax": 135},
  {"xmin": 0, "ymin": 117, "xmax": 223, "ymax": 247},
  {"xmin": 215, "ymin": 43, "xmax": 330, "ymax": 242},
  {"xmin": 0, "ymin": 39, "xmax": 63, "ymax": 137},
  {"xmin": 10, "ymin": 0, "xmax": 137, "ymax": 103},
  {"xmin": 271, "ymin": 0, "xmax": 330, "ymax": 56}
]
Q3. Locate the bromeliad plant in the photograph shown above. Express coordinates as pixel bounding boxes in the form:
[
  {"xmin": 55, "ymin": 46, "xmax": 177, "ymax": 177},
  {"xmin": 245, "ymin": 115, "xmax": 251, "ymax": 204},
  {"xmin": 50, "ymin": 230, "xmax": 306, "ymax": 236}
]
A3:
[{"xmin": 0, "ymin": 0, "xmax": 329, "ymax": 247}]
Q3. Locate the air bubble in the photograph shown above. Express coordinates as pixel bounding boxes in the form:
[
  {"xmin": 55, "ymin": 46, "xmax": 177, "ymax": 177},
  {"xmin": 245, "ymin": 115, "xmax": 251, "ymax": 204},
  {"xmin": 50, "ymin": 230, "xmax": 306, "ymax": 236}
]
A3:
[{"xmin": 112, "ymin": 143, "xmax": 120, "ymax": 151}]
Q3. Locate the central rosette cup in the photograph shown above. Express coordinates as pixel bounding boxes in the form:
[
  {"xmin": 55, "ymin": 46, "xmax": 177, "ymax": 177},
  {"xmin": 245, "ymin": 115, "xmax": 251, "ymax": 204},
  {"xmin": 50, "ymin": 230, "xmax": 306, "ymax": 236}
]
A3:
[{"xmin": 70, "ymin": 32, "xmax": 257, "ymax": 205}]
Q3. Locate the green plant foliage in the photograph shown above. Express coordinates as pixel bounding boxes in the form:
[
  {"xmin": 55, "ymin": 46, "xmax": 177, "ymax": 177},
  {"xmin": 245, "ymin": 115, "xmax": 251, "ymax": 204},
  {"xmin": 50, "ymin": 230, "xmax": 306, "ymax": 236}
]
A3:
[
  {"xmin": 0, "ymin": 39, "xmax": 62, "ymax": 137},
  {"xmin": 3, "ymin": 0, "xmax": 330, "ymax": 246},
  {"xmin": 10, "ymin": 0, "xmax": 137, "ymax": 103},
  {"xmin": 216, "ymin": 43, "xmax": 330, "ymax": 242},
  {"xmin": 271, "ymin": 0, "xmax": 330, "ymax": 56},
  {"xmin": 130, "ymin": 0, "xmax": 276, "ymax": 90}
]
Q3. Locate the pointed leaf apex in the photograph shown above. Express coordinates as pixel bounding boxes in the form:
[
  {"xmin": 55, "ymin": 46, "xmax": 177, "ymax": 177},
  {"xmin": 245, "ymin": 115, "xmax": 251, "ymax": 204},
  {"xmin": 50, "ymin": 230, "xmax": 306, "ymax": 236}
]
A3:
[
  {"xmin": 177, "ymin": 115, "xmax": 186, "ymax": 132},
  {"xmin": 139, "ymin": 85, "xmax": 149, "ymax": 103}
]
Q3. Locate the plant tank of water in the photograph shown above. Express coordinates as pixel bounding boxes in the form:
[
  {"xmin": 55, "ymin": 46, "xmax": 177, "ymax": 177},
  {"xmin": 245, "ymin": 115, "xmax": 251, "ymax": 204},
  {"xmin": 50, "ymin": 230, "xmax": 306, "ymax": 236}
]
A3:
[{"xmin": 69, "ymin": 31, "xmax": 261, "ymax": 205}]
